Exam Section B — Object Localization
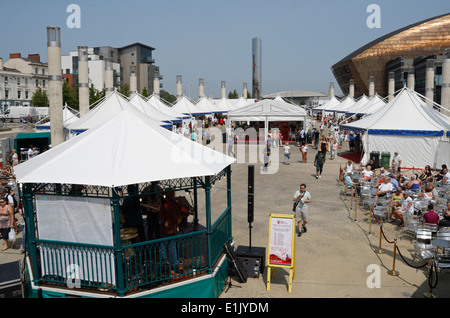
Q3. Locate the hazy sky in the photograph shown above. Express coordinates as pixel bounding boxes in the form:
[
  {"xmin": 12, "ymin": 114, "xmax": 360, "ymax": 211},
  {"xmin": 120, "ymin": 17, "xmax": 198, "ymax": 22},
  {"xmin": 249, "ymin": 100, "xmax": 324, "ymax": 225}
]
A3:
[{"xmin": 1, "ymin": 0, "xmax": 448, "ymax": 99}]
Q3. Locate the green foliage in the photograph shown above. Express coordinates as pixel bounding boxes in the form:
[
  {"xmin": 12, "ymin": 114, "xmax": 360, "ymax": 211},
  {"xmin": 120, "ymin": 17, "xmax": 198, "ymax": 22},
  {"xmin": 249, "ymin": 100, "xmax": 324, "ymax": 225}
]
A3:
[
  {"xmin": 89, "ymin": 84, "xmax": 105, "ymax": 106},
  {"xmin": 228, "ymin": 90, "xmax": 239, "ymax": 99},
  {"xmin": 118, "ymin": 83, "xmax": 130, "ymax": 97},
  {"xmin": 63, "ymin": 82, "xmax": 79, "ymax": 109},
  {"xmin": 31, "ymin": 87, "xmax": 49, "ymax": 107},
  {"xmin": 160, "ymin": 90, "xmax": 177, "ymax": 105},
  {"xmin": 141, "ymin": 87, "xmax": 149, "ymax": 98}
]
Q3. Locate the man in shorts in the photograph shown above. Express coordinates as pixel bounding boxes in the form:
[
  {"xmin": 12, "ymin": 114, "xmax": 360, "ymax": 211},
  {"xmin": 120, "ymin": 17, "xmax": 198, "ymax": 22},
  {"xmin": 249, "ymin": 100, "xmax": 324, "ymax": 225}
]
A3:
[{"xmin": 293, "ymin": 184, "xmax": 312, "ymax": 237}]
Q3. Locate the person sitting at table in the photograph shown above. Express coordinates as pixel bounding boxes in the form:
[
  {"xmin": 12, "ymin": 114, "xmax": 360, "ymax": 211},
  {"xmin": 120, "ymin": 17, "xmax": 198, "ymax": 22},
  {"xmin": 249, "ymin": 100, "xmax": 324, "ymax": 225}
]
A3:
[
  {"xmin": 378, "ymin": 167, "xmax": 388, "ymax": 178},
  {"xmin": 406, "ymin": 174, "xmax": 421, "ymax": 193},
  {"xmin": 437, "ymin": 167, "xmax": 450, "ymax": 186},
  {"xmin": 361, "ymin": 165, "xmax": 374, "ymax": 181},
  {"xmin": 141, "ymin": 182, "xmax": 162, "ymax": 240},
  {"xmin": 423, "ymin": 203, "xmax": 439, "ymax": 226},
  {"xmin": 438, "ymin": 202, "xmax": 450, "ymax": 228},
  {"xmin": 435, "ymin": 164, "xmax": 447, "ymax": 181},
  {"xmin": 375, "ymin": 177, "xmax": 393, "ymax": 198},
  {"xmin": 389, "ymin": 173, "xmax": 400, "ymax": 192},
  {"xmin": 389, "ymin": 188, "xmax": 403, "ymax": 216},
  {"xmin": 345, "ymin": 160, "xmax": 355, "ymax": 175},
  {"xmin": 345, "ymin": 173, "xmax": 361, "ymax": 196},
  {"xmin": 418, "ymin": 185, "xmax": 435, "ymax": 201},
  {"xmin": 390, "ymin": 191, "xmax": 414, "ymax": 226},
  {"xmin": 419, "ymin": 165, "xmax": 433, "ymax": 183}
]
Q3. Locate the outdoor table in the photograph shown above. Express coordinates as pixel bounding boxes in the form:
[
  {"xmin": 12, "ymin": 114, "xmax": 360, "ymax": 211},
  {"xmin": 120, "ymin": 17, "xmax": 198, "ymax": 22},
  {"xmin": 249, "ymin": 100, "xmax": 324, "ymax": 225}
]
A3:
[{"xmin": 432, "ymin": 239, "xmax": 450, "ymax": 254}]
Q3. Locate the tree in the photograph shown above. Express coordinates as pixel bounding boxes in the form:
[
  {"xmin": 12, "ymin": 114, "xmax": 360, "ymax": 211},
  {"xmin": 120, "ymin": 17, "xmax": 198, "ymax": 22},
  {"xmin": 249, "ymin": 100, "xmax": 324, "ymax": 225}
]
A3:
[
  {"xmin": 31, "ymin": 87, "xmax": 49, "ymax": 107},
  {"xmin": 141, "ymin": 87, "xmax": 149, "ymax": 98},
  {"xmin": 228, "ymin": 90, "xmax": 239, "ymax": 99},
  {"xmin": 118, "ymin": 83, "xmax": 130, "ymax": 97},
  {"xmin": 63, "ymin": 82, "xmax": 78, "ymax": 109},
  {"xmin": 160, "ymin": 90, "xmax": 177, "ymax": 105},
  {"xmin": 89, "ymin": 84, "xmax": 104, "ymax": 106}
]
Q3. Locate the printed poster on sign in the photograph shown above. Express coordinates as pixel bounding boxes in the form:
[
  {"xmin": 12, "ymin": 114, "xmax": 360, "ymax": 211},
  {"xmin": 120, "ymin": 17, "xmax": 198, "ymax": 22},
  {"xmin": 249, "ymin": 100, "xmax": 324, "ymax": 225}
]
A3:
[{"xmin": 269, "ymin": 216, "xmax": 293, "ymax": 266}]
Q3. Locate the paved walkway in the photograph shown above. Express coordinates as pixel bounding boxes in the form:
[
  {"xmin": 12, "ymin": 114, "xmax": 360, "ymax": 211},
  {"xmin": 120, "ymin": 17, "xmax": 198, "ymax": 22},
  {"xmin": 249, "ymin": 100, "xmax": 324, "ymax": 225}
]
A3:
[{"xmin": 1, "ymin": 122, "xmax": 448, "ymax": 298}]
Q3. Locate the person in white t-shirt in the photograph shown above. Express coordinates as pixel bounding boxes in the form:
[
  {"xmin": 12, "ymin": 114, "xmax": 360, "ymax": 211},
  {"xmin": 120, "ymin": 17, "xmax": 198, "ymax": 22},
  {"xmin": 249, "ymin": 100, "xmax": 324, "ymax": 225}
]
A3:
[
  {"xmin": 390, "ymin": 191, "xmax": 414, "ymax": 226},
  {"xmin": 437, "ymin": 168, "xmax": 450, "ymax": 186},
  {"xmin": 361, "ymin": 165, "xmax": 374, "ymax": 181},
  {"xmin": 376, "ymin": 177, "xmax": 393, "ymax": 198},
  {"xmin": 345, "ymin": 160, "xmax": 355, "ymax": 175},
  {"xmin": 283, "ymin": 143, "xmax": 291, "ymax": 165},
  {"xmin": 391, "ymin": 152, "xmax": 402, "ymax": 172}
]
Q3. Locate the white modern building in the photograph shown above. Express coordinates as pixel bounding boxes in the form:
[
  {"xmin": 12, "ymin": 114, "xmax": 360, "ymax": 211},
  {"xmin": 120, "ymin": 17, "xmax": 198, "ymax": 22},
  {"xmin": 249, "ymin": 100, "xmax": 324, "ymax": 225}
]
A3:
[{"xmin": 61, "ymin": 47, "xmax": 121, "ymax": 91}]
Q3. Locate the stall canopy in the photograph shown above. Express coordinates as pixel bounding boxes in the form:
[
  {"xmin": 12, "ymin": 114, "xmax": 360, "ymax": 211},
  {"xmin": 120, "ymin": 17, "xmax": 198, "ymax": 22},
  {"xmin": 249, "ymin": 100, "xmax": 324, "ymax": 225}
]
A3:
[
  {"xmin": 340, "ymin": 95, "xmax": 369, "ymax": 115},
  {"xmin": 14, "ymin": 105, "xmax": 236, "ymax": 187},
  {"xmin": 340, "ymin": 87, "xmax": 450, "ymax": 168},
  {"xmin": 193, "ymin": 97, "xmax": 216, "ymax": 115},
  {"xmin": 35, "ymin": 106, "xmax": 79, "ymax": 131},
  {"xmin": 171, "ymin": 96, "xmax": 197, "ymax": 116},
  {"xmin": 129, "ymin": 93, "xmax": 180, "ymax": 124},
  {"xmin": 231, "ymin": 97, "xmax": 252, "ymax": 110},
  {"xmin": 349, "ymin": 94, "xmax": 386, "ymax": 116},
  {"xmin": 146, "ymin": 95, "xmax": 190, "ymax": 120},
  {"xmin": 311, "ymin": 96, "xmax": 340, "ymax": 113},
  {"xmin": 66, "ymin": 90, "xmax": 168, "ymax": 134},
  {"xmin": 228, "ymin": 98, "xmax": 308, "ymax": 133},
  {"xmin": 324, "ymin": 96, "xmax": 355, "ymax": 113},
  {"xmin": 215, "ymin": 98, "xmax": 235, "ymax": 112}
]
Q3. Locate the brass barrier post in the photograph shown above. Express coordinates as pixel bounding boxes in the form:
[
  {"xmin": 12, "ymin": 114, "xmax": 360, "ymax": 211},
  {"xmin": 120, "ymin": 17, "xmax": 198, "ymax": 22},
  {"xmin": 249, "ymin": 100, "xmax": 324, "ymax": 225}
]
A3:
[
  {"xmin": 375, "ymin": 225, "xmax": 384, "ymax": 254},
  {"xmin": 352, "ymin": 191, "xmax": 358, "ymax": 223},
  {"xmin": 368, "ymin": 207, "xmax": 373, "ymax": 236},
  {"xmin": 350, "ymin": 188, "xmax": 353, "ymax": 210},
  {"xmin": 424, "ymin": 257, "xmax": 437, "ymax": 298},
  {"xmin": 387, "ymin": 238, "xmax": 399, "ymax": 276},
  {"xmin": 344, "ymin": 183, "xmax": 347, "ymax": 202}
]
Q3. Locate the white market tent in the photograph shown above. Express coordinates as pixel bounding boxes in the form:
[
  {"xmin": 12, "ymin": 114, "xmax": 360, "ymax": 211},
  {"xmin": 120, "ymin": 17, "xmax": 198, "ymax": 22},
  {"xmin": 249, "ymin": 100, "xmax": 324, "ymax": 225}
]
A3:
[
  {"xmin": 215, "ymin": 98, "xmax": 235, "ymax": 112},
  {"xmin": 349, "ymin": 94, "xmax": 386, "ymax": 116},
  {"xmin": 231, "ymin": 97, "xmax": 252, "ymax": 110},
  {"xmin": 129, "ymin": 93, "xmax": 180, "ymax": 124},
  {"xmin": 66, "ymin": 90, "xmax": 169, "ymax": 134},
  {"xmin": 35, "ymin": 106, "xmax": 79, "ymax": 131},
  {"xmin": 171, "ymin": 96, "xmax": 197, "ymax": 116},
  {"xmin": 146, "ymin": 95, "xmax": 190, "ymax": 120},
  {"xmin": 15, "ymin": 105, "xmax": 236, "ymax": 187},
  {"xmin": 311, "ymin": 96, "xmax": 341, "ymax": 113},
  {"xmin": 227, "ymin": 98, "xmax": 308, "ymax": 140},
  {"xmin": 324, "ymin": 95, "xmax": 355, "ymax": 114},
  {"xmin": 340, "ymin": 87, "xmax": 450, "ymax": 169},
  {"xmin": 339, "ymin": 95, "xmax": 369, "ymax": 115},
  {"xmin": 193, "ymin": 97, "xmax": 216, "ymax": 115}
]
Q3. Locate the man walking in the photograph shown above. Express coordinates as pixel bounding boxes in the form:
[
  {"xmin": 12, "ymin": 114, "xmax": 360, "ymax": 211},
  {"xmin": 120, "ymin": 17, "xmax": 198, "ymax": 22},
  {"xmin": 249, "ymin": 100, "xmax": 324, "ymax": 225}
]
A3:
[{"xmin": 293, "ymin": 184, "xmax": 312, "ymax": 237}]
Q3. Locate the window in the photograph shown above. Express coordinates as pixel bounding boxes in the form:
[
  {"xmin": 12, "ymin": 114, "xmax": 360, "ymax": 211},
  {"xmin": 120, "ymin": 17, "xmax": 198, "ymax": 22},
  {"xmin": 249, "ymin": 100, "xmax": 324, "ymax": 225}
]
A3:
[
  {"xmin": 36, "ymin": 79, "xmax": 39, "ymax": 86},
  {"xmin": 42, "ymin": 68, "xmax": 45, "ymax": 75},
  {"xmin": 17, "ymin": 90, "xmax": 21, "ymax": 99},
  {"xmin": 5, "ymin": 90, "xmax": 8, "ymax": 99},
  {"xmin": 17, "ymin": 78, "xmax": 20, "ymax": 85},
  {"xmin": 4, "ymin": 77, "xmax": 8, "ymax": 84},
  {"xmin": 25, "ymin": 78, "xmax": 28, "ymax": 86},
  {"xmin": 25, "ymin": 91, "xmax": 29, "ymax": 99},
  {"xmin": 43, "ymin": 80, "xmax": 46, "ymax": 87},
  {"xmin": 35, "ymin": 67, "xmax": 38, "ymax": 74}
]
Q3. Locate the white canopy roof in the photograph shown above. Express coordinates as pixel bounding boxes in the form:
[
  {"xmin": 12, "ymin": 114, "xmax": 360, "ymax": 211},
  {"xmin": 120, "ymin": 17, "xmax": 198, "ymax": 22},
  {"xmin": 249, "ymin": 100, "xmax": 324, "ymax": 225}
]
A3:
[
  {"xmin": 341, "ymin": 88, "xmax": 450, "ymax": 135},
  {"xmin": 193, "ymin": 97, "xmax": 216, "ymax": 115},
  {"xmin": 228, "ymin": 98, "xmax": 308, "ymax": 122},
  {"xmin": 171, "ymin": 96, "xmax": 197, "ymax": 115},
  {"xmin": 66, "ymin": 91, "xmax": 167, "ymax": 133},
  {"xmin": 350, "ymin": 94, "xmax": 386, "ymax": 115},
  {"xmin": 129, "ymin": 93, "xmax": 180, "ymax": 123},
  {"xmin": 14, "ymin": 105, "xmax": 235, "ymax": 187},
  {"xmin": 325, "ymin": 96, "xmax": 355, "ymax": 112},
  {"xmin": 312, "ymin": 96, "xmax": 340, "ymax": 112},
  {"xmin": 35, "ymin": 106, "xmax": 79, "ymax": 130},
  {"xmin": 342, "ymin": 95, "xmax": 369, "ymax": 115},
  {"xmin": 231, "ymin": 97, "xmax": 252, "ymax": 110},
  {"xmin": 215, "ymin": 98, "xmax": 235, "ymax": 112},
  {"xmin": 146, "ymin": 95, "xmax": 190, "ymax": 120}
]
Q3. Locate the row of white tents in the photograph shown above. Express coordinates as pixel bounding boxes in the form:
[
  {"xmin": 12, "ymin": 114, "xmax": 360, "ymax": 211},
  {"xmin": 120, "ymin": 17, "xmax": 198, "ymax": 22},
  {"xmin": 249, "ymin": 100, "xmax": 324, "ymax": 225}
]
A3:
[{"xmin": 313, "ymin": 87, "xmax": 449, "ymax": 169}]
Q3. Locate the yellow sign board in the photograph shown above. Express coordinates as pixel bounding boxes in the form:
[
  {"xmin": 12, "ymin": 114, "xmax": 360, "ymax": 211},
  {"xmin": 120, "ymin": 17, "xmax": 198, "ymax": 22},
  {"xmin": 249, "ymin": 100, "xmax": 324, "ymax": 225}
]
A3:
[{"xmin": 266, "ymin": 214, "xmax": 296, "ymax": 293}]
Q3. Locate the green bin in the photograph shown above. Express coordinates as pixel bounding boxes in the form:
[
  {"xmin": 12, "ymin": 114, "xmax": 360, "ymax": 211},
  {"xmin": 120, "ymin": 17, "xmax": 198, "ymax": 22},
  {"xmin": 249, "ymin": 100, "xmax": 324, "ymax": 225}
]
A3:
[{"xmin": 381, "ymin": 152, "xmax": 390, "ymax": 169}]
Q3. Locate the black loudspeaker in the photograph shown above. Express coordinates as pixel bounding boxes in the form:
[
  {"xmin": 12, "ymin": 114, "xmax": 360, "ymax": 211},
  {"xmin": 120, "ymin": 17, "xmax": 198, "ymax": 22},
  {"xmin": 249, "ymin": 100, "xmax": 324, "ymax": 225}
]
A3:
[
  {"xmin": 235, "ymin": 245, "xmax": 266, "ymax": 278},
  {"xmin": 223, "ymin": 242, "xmax": 248, "ymax": 283},
  {"xmin": 248, "ymin": 165, "xmax": 254, "ymax": 223},
  {"xmin": 0, "ymin": 261, "xmax": 23, "ymax": 298}
]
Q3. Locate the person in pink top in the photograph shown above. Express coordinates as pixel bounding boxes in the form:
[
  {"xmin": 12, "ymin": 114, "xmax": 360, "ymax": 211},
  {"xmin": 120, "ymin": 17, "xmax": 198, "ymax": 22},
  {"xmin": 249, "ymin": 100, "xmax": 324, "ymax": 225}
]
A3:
[{"xmin": 423, "ymin": 203, "xmax": 440, "ymax": 225}]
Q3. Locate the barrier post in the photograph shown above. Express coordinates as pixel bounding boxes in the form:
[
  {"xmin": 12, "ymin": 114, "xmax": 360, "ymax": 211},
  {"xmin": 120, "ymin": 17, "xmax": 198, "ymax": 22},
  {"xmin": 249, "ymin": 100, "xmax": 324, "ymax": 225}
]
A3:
[
  {"xmin": 424, "ymin": 257, "xmax": 437, "ymax": 298},
  {"xmin": 350, "ymin": 188, "xmax": 353, "ymax": 210},
  {"xmin": 344, "ymin": 183, "xmax": 347, "ymax": 202},
  {"xmin": 387, "ymin": 238, "xmax": 399, "ymax": 276},
  {"xmin": 375, "ymin": 225, "xmax": 384, "ymax": 254},
  {"xmin": 352, "ymin": 191, "xmax": 358, "ymax": 223},
  {"xmin": 368, "ymin": 207, "xmax": 373, "ymax": 236}
]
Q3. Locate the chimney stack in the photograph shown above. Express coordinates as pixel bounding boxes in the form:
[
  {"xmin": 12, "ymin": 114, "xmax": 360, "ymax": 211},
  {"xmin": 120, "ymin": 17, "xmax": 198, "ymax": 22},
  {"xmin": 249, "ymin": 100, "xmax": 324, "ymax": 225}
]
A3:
[
  {"xmin": 388, "ymin": 72, "xmax": 395, "ymax": 102},
  {"xmin": 243, "ymin": 83, "xmax": 248, "ymax": 98},
  {"xmin": 47, "ymin": 26, "xmax": 64, "ymax": 146},
  {"xmin": 441, "ymin": 48, "xmax": 450, "ymax": 114},
  {"xmin": 105, "ymin": 58, "xmax": 114, "ymax": 97},
  {"xmin": 368, "ymin": 76, "xmax": 375, "ymax": 97},
  {"xmin": 407, "ymin": 66, "xmax": 415, "ymax": 90},
  {"xmin": 153, "ymin": 73, "xmax": 160, "ymax": 97},
  {"xmin": 176, "ymin": 75, "xmax": 182, "ymax": 101},
  {"xmin": 198, "ymin": 78, "xmax": 204, "ymax": 99},
  {"xmin": 221, "ymin": 80, "xmax": 226, "ymax": 99},
  {"xmin": 329, "ymin": 82, "xmax": 334, "ymax": 98},
  {"xmin": 129, "ymin": 66, "xmax": 137, "ymax": 95},
  {"xmin": 349, "ymin": 79, "xmax": 354, "ymax": 98},
  {"xmin": 78, "ymin": 46, "xmax": 89, "ymax": 117},
  {"xmin": 425, "ymin": 59, "xmax": 435, "ymax": 107}
]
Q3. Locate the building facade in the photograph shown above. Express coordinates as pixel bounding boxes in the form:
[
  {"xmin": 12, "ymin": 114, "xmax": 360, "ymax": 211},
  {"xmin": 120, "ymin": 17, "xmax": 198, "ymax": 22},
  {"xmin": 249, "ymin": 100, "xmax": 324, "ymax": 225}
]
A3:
[{"xmin": 331, "ymin": 13, "xmax": 450, "ymax": 99}]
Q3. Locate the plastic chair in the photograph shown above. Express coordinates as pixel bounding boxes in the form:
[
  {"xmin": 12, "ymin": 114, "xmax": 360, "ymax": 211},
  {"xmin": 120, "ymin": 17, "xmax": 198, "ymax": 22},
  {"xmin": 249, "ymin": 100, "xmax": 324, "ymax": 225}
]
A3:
[{"xmin": 412, "ymin": 229, "xmax": 435, "ymax": 262}]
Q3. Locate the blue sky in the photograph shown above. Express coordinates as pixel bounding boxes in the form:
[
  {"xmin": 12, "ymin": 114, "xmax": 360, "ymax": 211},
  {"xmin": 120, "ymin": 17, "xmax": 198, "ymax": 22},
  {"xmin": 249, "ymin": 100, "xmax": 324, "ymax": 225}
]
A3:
[{"xmin": 0, "ymin": 0, "xmax": 448, "ymax": 98}]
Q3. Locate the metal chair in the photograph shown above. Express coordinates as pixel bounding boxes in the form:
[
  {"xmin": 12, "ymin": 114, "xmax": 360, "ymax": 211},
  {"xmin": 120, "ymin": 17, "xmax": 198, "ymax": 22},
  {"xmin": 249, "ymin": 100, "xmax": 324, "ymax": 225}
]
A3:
[
  {"xmin": 373, "ymin": 206, "xmax": 387, "ymax": 223},
  {"xmin": 423, "ymin": 223, "xmax": 439, "ymax": 238},
  {"xmin": 402, "ymin": 214, "xmax": 422, "ymax": 238},
  {"xmin": 412, "ymin": 229, "xmax": 435, "ymax": 262}
]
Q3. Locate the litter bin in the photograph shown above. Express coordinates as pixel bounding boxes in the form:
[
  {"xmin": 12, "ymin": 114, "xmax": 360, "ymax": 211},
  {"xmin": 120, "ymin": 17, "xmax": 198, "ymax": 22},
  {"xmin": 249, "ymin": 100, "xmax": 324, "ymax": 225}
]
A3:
[
  {"xmin": 381, "ymin": 152, "xmax": 391, "ymax": 169},
  {"xmin": 369, "ymin": 151, "xmax": 380, "ymax": 169}
]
